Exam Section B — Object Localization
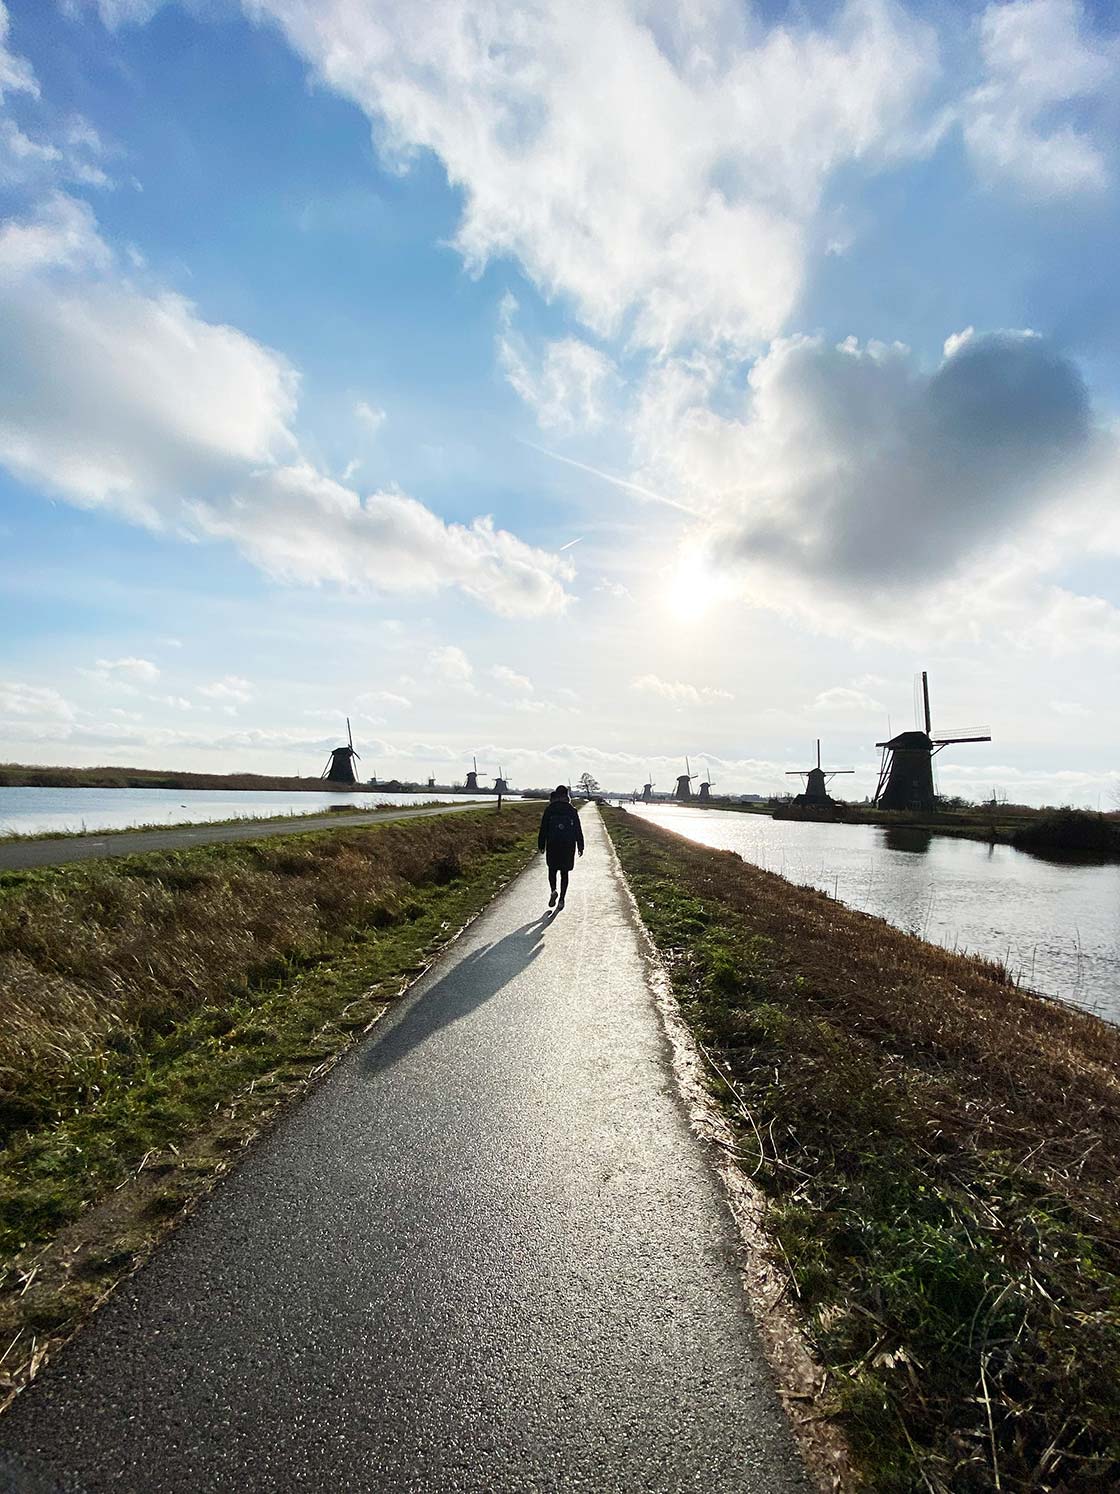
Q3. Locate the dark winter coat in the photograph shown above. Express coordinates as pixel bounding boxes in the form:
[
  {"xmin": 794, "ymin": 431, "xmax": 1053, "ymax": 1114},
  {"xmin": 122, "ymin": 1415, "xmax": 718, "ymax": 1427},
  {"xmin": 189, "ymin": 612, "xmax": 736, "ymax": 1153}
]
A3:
[{"xmin": 538, "ymin": 800, "xmax": 584, "ymax": 871}]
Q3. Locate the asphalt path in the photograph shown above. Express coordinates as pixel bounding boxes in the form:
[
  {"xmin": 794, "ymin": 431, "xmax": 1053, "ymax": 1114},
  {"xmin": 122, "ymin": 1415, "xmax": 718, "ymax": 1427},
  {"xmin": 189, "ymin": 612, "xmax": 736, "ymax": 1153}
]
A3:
[
  {"xmin": 0, "ymin": 801, "xmax": 484, "ymax": 873},
  {"xmin": 0, "ymin": 807, "xmax": 809, "ymax": 1493}
]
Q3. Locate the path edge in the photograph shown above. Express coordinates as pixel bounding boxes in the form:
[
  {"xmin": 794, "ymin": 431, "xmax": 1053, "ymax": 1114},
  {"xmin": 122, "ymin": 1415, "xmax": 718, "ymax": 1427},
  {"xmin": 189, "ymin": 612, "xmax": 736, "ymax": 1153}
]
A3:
[{"xmin": 596, "ymin": 805, "xmax": 856, "ymax": 1494}]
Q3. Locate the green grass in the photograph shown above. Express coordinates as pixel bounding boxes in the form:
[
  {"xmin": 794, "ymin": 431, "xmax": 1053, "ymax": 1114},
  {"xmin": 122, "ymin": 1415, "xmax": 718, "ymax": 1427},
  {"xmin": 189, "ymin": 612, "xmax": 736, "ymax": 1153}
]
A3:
[
  {"xmin": 0, "ymin": 805, "xmax": 538, "ymax": 1402},
  {"xmin": 604, "ymin": 808, "xmax": 1120, "ymax": 1492}
]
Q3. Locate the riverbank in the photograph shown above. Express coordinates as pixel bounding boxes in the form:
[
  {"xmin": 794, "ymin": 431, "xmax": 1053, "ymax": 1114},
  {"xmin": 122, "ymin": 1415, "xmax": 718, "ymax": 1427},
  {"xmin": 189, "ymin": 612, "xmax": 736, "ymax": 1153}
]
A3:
[
  {"xmin": 0, "ymin": 804, "xmax": 539, "ymax": 1409},
  {"xmin": 0, "ymin": 762, "xmax": 368, "ymax": 792},
  {"xmin": 603, "ymin": 807, "xmax": 1120, "ymax": 1491}
]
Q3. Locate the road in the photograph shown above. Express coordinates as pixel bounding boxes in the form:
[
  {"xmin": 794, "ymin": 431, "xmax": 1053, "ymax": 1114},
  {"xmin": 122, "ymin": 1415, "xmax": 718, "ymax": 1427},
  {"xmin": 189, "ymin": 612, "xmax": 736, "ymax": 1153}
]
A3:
[
  {"xmin": 0, "ymin": 801, "xmax": 485, "ymax": 873},
  {"xmin": 0, "ymin": 807, "xmax": 809, "ymax": 1493}
]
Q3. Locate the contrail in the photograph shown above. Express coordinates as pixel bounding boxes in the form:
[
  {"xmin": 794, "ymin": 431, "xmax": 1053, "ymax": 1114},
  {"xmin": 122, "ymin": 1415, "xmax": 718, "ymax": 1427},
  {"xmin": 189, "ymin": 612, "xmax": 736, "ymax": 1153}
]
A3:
[
  {"xmin": 558, "ymin": 536, "xmax": 584, "ymax": 551},
  {"xmin": 519, "ymin": 440, "xmax": 701, "ymax": 517}
]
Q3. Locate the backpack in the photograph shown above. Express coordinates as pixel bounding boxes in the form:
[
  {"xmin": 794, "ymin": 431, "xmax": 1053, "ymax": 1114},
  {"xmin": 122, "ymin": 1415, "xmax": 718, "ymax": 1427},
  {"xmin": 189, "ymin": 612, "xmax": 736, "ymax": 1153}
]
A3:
[{"xmin": 550, "ymin": 805, "xmax": 578, "ymax": 844}]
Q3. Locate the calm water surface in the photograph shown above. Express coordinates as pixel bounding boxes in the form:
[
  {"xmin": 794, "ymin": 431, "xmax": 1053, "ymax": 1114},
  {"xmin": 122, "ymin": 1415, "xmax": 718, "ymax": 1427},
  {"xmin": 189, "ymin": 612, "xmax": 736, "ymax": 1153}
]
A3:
[
  {"xmin": 628, "ymin": 804, "xmax": 1120, "ymax": 1025},
  {"xmin": 0, "ymin": 787, "xmax": 490, "ymax": 837}
]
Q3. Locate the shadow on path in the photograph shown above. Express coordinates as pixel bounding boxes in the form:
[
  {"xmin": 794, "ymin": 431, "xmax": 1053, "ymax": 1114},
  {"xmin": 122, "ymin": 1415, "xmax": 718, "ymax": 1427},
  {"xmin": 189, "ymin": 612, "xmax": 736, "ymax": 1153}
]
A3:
[{"xmin": 362, "ymin": 911, "xmax": 556, "ymax": 1078}]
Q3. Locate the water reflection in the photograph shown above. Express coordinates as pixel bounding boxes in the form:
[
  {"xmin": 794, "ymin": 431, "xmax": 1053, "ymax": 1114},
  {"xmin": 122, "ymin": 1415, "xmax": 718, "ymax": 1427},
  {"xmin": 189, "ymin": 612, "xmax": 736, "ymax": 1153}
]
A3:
[{"xmin": 882, "ymin": 825, "xmax": 933, "ymax": 855}]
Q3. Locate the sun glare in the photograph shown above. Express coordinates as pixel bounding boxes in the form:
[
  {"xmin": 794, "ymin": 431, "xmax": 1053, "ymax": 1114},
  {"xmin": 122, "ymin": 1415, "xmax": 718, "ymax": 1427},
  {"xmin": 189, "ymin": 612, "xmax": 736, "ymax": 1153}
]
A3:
[{"xmin": 667, "ymin": 555, "xmax": 721, "ymax": 621}]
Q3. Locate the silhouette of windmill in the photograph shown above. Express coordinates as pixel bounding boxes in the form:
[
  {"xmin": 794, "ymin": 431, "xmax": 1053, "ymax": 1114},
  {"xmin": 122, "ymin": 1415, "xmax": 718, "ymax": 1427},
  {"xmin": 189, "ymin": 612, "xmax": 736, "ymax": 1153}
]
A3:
[
  {"xmin": 493, "ymin": 764, "xmax": 509, "ymax": 795},
  {"xmin": 697, "ymin": 763, "xmax": 716, "ymax": 803},
  {"xmin": 322, "ymin": 717, "xmax": 361, "ymax": 786},
  {"xmin": 874, "ymin": 672, "xmax": 990, "ymax": 811},
  {"xmin": 641, "ymin": 772, "xmax": 655, "ymax": 803},
  {"xmin": 674, "ymin": 757, "xmax": 698, "ymax": 802},
  {"xmin": 464, "ymin": 755, "xmax": 486, "ymax": 793},
  {"xmin": 787, "ymin": 740, "xmax": 852, "ymax": 805}
]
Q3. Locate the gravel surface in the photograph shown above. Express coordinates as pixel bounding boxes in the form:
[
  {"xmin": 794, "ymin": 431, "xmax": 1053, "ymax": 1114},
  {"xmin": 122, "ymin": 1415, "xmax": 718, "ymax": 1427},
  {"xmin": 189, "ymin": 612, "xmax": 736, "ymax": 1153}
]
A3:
[{"xmin": 0, "ymin": 808, "xmax": 809, "ymax": 1493}]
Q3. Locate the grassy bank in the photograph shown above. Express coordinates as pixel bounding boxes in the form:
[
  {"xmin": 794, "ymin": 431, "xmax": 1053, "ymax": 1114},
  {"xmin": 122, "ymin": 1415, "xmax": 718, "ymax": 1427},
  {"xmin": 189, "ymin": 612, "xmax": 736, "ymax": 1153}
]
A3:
[
  {"xmin": 604, "ymin": 807, "xmax": 1120, "ymax": 1491},
  {"xmin": 0, "ymin": 804, "xmax": 538, "ymax": 1404},
  {"xmin": 0, "ymin": 761, "xmax": 370, "ymax": 792}
]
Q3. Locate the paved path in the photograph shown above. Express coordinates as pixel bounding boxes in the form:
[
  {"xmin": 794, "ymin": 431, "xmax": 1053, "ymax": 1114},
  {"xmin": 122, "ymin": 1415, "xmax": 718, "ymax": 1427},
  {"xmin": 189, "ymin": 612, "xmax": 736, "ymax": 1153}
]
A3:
[
  {"xmin": 0, "ymin": 808, "xmax": 809, "ymax": 1493},
  {"xmin": 0, "ymin": 802, "xmax": 484, "ymax": 873}
]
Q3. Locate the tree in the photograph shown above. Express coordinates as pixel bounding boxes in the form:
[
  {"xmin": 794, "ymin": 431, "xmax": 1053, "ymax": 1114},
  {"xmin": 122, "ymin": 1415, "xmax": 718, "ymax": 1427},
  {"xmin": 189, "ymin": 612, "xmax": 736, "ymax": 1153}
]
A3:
[{"xmin": 576, "ymin": 772, "xmax": 601, "ymax": 799}]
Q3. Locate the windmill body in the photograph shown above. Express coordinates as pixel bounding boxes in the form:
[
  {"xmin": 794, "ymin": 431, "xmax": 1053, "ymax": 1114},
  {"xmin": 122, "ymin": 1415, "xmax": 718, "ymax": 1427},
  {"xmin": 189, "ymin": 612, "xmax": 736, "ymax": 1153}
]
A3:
[
  {"xmin": 464, "ymin": 755, "xmax": 485, "ymax": 793},
  {"xmin": 322, "ymin": 717, "xmax": 361, "ymax": 786},
  {"xmin": 641, "ymin": 773, "xmax": 655, "ymax": 803},
  {"xmin": 786, "ymin": 740, "xmax": 852, "ymax": 807},
  {"xmin": 874, "ymin": 673, "xmax": 990, "ymax": 812},
  {"xmin": 493, "ymin": 765, "xmax": 510, "ymax": 795},
  {"xmin": 674, "ymin": 757, "xmax": 698, "ymax": 802},
  {"xmin": 697, "ymin": 763, "xmax": 715, "ymax": 803}
]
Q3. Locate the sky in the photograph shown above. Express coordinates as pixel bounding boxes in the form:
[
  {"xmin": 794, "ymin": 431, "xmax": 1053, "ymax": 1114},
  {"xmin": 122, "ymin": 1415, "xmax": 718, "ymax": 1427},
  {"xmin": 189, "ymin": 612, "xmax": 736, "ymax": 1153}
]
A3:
[{"xmin": 1, "ymin": 0, "xmax": 1118, "ymax": 804}]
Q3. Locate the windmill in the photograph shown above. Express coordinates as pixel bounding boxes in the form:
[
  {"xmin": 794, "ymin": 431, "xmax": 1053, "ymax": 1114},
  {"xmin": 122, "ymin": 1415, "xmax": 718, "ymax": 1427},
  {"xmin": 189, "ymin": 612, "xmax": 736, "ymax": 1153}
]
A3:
[
  {"xmin": 493, "ymin": 764, "xmax": 510, "ymax": 795},
  {"xmin": 874, "ymin": 672, "xmax": 990, "ymax": 812},
  {"xmin": 322, "ymin": 717, "xmax": 361, "ymax": 786},
  {"xmin": 674, "ymin": 757, "xmax": 698, "ymax": 802},
  {"xmin": 463, "ymin": 755, "xmax": 486, "ymax": 793},
  {"xmin": 697, "ymin": 763, "xmax": 716, "ymax": 803},
  {"xmin": 787, "ymin": 740, "xmax": 853, "ymax": 806},
  {"xmin": 641, "ymin": 772, "xmax": 655, "ymax": 803}
]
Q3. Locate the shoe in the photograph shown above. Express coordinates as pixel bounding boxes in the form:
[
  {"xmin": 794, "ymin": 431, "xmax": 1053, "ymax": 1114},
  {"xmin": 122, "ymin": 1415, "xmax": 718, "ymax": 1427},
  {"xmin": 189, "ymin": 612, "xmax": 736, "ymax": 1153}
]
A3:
[
  {"xmin": 557, "ymin": 897, "xmax": 565, "ymax": 910},
  {"xmin": 548, "ymin": 890, "xmax": 557, "ymax": 907}
]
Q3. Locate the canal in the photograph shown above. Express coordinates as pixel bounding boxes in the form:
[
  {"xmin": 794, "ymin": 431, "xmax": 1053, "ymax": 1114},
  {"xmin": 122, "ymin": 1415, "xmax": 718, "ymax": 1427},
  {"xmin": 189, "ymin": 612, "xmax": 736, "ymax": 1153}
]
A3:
[{"xmin": 626, "ymin": 804, "xmax": 1120, "ymax": 1025}]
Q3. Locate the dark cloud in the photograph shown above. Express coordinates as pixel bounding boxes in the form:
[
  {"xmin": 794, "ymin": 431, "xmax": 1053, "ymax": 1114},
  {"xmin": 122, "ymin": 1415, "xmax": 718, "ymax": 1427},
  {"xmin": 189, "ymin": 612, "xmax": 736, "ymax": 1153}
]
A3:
[{"xmin": 718, "ymin": 330, "xmax": 1095, "ymax": 589}]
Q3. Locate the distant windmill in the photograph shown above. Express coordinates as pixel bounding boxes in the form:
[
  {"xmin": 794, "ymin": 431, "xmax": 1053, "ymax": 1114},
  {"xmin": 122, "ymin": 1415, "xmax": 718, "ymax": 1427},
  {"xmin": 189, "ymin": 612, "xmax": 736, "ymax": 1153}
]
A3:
[
  {"xmin": 493, "ymin": 764, "xmax": 510, "ymax": 795},
  {"xmin": 464, "ymin": 755, "xmax": 486, "ymax": 793},
  {"xmin": 697, "ymin": 763, "xmax": 716, "ymax": 803},
  {"xmin": 874, "ymin": 672, "xmax": 990, "ymax": 812},
  {"xmin": 641, "ymin": 772, "xmax": 656, "ymax": 803},
  {"xmin": 787, "ymin": 740, "xmax": 853, "ymax": 805},
  {"xmin": 674, "ymin": 757, "xmax": 698, "ymax": 802},
  {"xmin": 322, "ymin": 717, "xmax": 361, "ymax": 786}
]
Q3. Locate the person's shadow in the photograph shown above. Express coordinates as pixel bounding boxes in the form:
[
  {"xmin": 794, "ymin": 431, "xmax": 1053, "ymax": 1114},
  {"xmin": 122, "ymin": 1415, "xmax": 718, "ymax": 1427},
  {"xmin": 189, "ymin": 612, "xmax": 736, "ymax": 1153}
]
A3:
[{"xmin": 362, "ymin": 911, "xmax": 555, "ymax": 1078}]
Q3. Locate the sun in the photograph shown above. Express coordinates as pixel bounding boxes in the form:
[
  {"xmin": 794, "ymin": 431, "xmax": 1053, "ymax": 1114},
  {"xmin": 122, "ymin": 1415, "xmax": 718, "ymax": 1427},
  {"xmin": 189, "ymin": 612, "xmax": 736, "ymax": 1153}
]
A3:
[{"xmin": 667, "ymin": 553, "xmax": 722, "ymax": 621}]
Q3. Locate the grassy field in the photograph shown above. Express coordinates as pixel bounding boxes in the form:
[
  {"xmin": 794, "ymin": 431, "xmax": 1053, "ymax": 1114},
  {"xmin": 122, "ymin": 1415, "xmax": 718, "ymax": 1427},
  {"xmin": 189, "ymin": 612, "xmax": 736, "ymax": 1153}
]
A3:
[
  {"xmin": 0, "ymin": 804, "xmax": 538, "ymax": 1406},
  {"xmin": 604, "ymin": 807, "xmax": 1120, "ymax": 1492}
]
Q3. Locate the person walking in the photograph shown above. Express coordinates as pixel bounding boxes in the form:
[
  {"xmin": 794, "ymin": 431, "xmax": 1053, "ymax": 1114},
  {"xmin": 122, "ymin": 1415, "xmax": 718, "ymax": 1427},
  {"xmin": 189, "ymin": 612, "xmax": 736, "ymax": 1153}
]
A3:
[{"xmin": 538, "ymin": 784, "xmax": 584, "ymax": 910}]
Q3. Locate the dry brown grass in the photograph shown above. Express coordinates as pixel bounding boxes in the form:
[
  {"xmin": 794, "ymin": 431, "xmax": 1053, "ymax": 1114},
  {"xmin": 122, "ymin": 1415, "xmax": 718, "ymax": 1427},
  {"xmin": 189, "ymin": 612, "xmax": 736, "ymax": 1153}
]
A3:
[
  {"xmin": 606, "ymin": 808, "xmax": 1120, "ymax": 1491},
  {"xmin": 0, "ymin": 809, "xmax": 533, "ymax": 1143}
]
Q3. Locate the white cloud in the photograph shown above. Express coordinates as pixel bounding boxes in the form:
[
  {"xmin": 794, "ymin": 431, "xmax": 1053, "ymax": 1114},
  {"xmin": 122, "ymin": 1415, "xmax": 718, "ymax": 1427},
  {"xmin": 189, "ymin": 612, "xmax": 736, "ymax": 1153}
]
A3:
[
  {"xmin": 199, "ymin": 675, "xmax": 254, "ymax": 704},
  {"xmin": 963, "ymin": 0, "xmax": 1116, "ymax": 197},
  {"xmin": 0, "ymin": 196, "xmax": 573, "ymax": 615},
  {"xmin": 490, "ymin": 663, "xmax": 533, "ymax": 694},
  {"xmin": 356, "ymin": 689, "xmax": 412, "ymax": 710},
  {"xmin": 250, "ymin": 0, "xmax": 937, "ymax": 352},
  {"xmin": 631, "ymin": 673, "xmax": 733, "ymax": 706},
  {"xmin": 427, "ymin": 645, "xmax": 474, "ymax": 687},
  {"xmin": 813, "ymin": 686, "xmax": 885, "ymax": 714},
  {"xmin": 0, "ymin": 3, "xmax": 37, "ymax": 101},
  {"xmin": 94, "ymin": 656, "xmax": 160, "ymax": 684},
  {"xmin": 0, "ymin": 192, "xmax": 110, "ymax": 277},
  {"xmin": 498, "ymin": 295, "xmax": 614, "ymax": 431},
  {"xmin": 200, "ymin": 463, "xmax": 573, "ymax": 618},
  {"xmin": 355, "ymin": 399, "xmax": 386, "ymax": 434},
  {"xmin": 0, "ymin": 221, "xmax": 298, "ymax": 522},
  {"xmin": 0, "ymin": 681, "xmax": 74, "ymax": 722}
]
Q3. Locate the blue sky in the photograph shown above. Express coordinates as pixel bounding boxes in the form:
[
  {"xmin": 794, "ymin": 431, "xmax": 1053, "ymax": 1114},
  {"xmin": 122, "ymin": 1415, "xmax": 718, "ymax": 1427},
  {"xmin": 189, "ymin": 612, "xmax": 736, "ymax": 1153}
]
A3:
[{"xmin": 1, "ymin": 0, "xmax": 1118, "ymax": 803}]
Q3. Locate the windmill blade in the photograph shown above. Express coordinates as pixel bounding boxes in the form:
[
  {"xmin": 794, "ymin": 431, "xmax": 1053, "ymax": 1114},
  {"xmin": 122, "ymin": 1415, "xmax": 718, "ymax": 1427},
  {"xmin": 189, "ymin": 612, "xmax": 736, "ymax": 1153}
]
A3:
[{"xmin": 347, "ymin": 716, "xmax": 354, "ymax": 752}]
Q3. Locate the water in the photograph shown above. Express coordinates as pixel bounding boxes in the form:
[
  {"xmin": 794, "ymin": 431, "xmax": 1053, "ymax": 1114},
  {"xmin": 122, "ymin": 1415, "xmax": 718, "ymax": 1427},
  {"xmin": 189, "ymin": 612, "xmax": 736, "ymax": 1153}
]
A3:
[
  {"xmin": 627, "ymin": 804, "xmax": 1120, "ymax": 1025},
  {"xmin": 0, "ymin": 786, "xmax": 491, "ymax": 838}
]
